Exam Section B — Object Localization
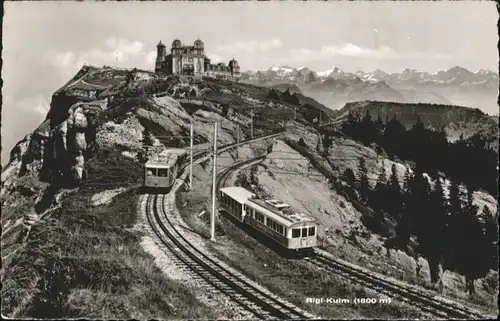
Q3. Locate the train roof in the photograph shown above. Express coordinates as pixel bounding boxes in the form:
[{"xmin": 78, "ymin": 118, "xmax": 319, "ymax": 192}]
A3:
[
  {"xmin": 246, "ymin": 197, "xmax": 315, "ymax": 226},
  {"xmin": 146, "ymin": 148, "xmax": 187, "ymax": 167},
  {"xmin": 220, "ymin": 186, "xmax": 315, "ymax": 227},
  {"xmin": 220, "ymin": 186, "xmax": 255, "ymax": 204}
]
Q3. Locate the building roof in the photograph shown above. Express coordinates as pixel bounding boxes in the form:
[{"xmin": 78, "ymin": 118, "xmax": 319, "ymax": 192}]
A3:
[
  {"xmin": 220, "ymin": 187, "xmax": 255, "ymax": 204},
  {"xmin": 194, "ymin": 39, "xmax": 204, "ymax": 48},
  {"xmin": 172, "ymin": 39, "xmax": 182, "ymax": 48},
  {"xmin": 157, "ymin": 40, "xmax": 166, "ymax": 47}
]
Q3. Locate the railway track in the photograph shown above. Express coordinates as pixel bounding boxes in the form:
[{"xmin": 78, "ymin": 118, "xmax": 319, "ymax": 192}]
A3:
[
  {"xmin": 305, "ymin": 253, "xmax": 487, "ymax": 319},
  {"xmin": 216, "ymin": 155, "xmax": 267, "ymax": 190},
  {"xmin": 145, "ymin": 130, "xmax": 315, "ymax": 319},
  {"xmin": 214, "ymin": 156, "xmax": 488, "ymax": 320},
  {"xmin": 145, "ymin": 193, "xmax": 314, "ymax": 320}
]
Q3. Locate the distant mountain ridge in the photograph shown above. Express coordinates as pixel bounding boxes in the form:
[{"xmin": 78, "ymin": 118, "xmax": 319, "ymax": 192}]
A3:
[
  {"xmin": 330, "ymin": 100, "xmax": 499, "ymax": 149},
  {"xmin": 243, "ymin": 65, "xmax": 498, "ymax": 87},
  {"xmin": 241, "ymin": 66, "xmax": 499, "ymax": 114}
]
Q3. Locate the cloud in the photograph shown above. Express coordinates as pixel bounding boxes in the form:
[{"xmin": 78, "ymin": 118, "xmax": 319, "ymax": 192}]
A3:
[
  {"xmin": 41, "ymin": 37, "xmax": 154, "ymax": 74},
  {"xmin": 215, "ymin": 38, "xmax": 283, "ymax": 54},
  {"xmin": 206, "ymin": 53, "xmax": 222, "ymax": 63},
  {"xmin": 288, "ymin": 43, "xmax": 453, "ymax": 62},
  {"xmin": 1, "ymin": 94, "xmax": 50, "ymax": 164}
]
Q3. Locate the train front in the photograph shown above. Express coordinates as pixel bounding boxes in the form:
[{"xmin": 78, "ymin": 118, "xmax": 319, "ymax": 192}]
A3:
[{"xmin": 144, "ymin": 148, "xmax": 187, "ymax": 192}]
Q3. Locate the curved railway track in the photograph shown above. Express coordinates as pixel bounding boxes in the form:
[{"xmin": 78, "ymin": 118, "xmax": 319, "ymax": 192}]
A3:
[
  {"xmin": 145, "ymin": 193, "xmax": 314, "ymax": 320},
  {"xmin": 215, "ymin": 155, "xmax": 489, "ymax": 320},
  {"xmin": 145, "ymin": 130, "xmax": 315, "ymax": 319}
]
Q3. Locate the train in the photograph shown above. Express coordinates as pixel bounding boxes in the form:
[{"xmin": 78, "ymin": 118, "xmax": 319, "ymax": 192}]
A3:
[
  {"xmin": 144, "ymin": 148, "xmax": 187, "ymax": 191},
  {"xmin": 218, "ymin": 186, "xmax": 318, "ymax": 250}
]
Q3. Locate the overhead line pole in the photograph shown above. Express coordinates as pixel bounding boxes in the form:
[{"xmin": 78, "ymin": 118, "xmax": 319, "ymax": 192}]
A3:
[
  {"xmin": 189, "ymin": 120, "xmax": 194, "ymax": 190},
  {"xmin": 236, "ymin": 125, "xmax": 240, "ymax": 160},
  {"xmin": 251, "ymin": 109, "xmax": 254, "ymax": 138},
  {"xmin": 210, "ymin": 121, "xmax": 218, "ymax": 241}
]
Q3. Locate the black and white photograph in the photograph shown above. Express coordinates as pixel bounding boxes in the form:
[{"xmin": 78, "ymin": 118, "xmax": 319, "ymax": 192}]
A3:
[{"xmin": 1, "ymin": 1, "xmax": 498, "ymax": 319}]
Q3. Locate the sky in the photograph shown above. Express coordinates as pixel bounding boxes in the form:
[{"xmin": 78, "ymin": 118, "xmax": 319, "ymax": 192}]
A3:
[{"xmin": 1, "ymin": 1, "xmax": 498, "ymax": 164}]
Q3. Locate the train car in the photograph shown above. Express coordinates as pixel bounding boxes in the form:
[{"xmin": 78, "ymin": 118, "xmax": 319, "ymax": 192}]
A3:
[
  {"xmin": 219, "ymin": 187, "xmax": 255, "ymax": 221},
  {"xmin": 144, "ymin": 148, "xmax": 187, "ymax": 190},
  {"xmin": 218, "ymin": 186, "xmax": 318, "ymax": 250}
]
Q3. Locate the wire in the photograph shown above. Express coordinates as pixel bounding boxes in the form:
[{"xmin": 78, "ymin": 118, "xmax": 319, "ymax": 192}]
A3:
[
  {"xmin": 152, "ymin": 136, "xmax": 194, "ymax": 139},
  {"xmin": 215, "ymin": 154, "xmax": 396, "ymax": 160},
  {"xmin": 214, "ymin": 164, "xmax": 397, "ymax": 182}
]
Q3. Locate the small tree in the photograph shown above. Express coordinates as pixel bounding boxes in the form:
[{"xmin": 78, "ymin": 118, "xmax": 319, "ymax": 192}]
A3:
[
  {"xmin": 357, "ymin": 157, "xmax": 371, "ymax": 204},
  {"xmin": 322, "ymin": 134, "xmax": 333, "ymax": 155},
  {"xmin": 387, "ymin": 163, "xmax": 403, "ymax": 221},
  {"xmin": 372, "ymin": 161, "xmax": 388, "ymax": 212},
  {"xmin": 142, "ymin": 128, "xmax": 154, "ymax": 147},
  {"xmin": 342, "ymin": 168, "xmax": 356, "ymax": 188}
]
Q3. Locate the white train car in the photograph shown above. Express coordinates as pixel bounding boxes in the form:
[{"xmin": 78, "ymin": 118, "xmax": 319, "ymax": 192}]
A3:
[
  {"xmin": 144, "ymin": 148, "xmax": 187, "ymax": 190},
  {"xmin": 218, "ymin": 186, "xmax": 318, "ymax": 250}
]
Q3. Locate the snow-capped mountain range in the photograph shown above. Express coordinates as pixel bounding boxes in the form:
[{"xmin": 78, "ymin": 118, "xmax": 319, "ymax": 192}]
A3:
[
  {"xmin": 241, "ymin": 66, "xmax": 499, "ymax": 114},
  {"xmin": 243, "ymin": 65, "xmax": 499, "ymax": 87}
]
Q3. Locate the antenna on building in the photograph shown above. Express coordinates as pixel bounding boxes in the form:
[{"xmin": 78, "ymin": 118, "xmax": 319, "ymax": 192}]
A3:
[{"xmin": 115, "ymin": 38, "xmax": 118, "ymax": 68}]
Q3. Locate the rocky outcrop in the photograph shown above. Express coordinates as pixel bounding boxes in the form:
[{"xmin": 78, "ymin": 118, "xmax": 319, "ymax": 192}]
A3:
[{"xmin": 45, "ymin": 99, "xmax": 108, "ymax": 185}]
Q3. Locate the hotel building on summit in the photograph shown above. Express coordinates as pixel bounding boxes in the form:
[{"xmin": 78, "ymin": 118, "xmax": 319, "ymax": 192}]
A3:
[{"xmin": 155, "ymin": 38, "xmax": 241, "ymax": 81}]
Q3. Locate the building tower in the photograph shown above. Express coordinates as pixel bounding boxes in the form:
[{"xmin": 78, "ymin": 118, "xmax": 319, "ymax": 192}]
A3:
[
  {"xmin": 229, "ymin": 58, "xmax": 241, "ymax": 79},
  {"xmin": 171, "ymin": 39, "xmax": 183, "ymax": 74},
  {"xmin": 155, "ymin": 41, "xmax": 167, "ymax": 73},
  {"xmin": 193, "ymin": 39, "xmax": 205, "ymax": 75}
]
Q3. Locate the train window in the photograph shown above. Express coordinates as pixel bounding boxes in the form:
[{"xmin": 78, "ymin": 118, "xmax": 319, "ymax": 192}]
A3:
[
  {"xmin": 147, "ymin": 169, "xmax": 154, "ymax": 176},
  {"xmin": 308, "ymin": 226, "xmax": 316, "ymax": 236},
  {"xmin": 302, "ymin": 228, "xmax": 307, "ymax": 237},
  {"xmin": 278, "ymin": 225, "xmax": 284, "ymax": 235},
  {"xmin": 158, "ymin": 169, "xmax": 168, "ymax": 177},
  {"xmin": 255, "ymin": 212, "xmax": 265, "ymax": 223},
  {"xmin": 292, "ymin": 229, "xmax": 300, "ymax": 238}
]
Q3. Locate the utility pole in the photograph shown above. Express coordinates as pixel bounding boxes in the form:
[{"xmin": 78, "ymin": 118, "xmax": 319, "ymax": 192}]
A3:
[
  {"xmin": 236, "ymin": 125, "xmax": 240, "ymax": 160},
  {"xmin": 210, "ymin": 122, "xmax": 218, "ymax": 241},
  {"xmin": 250, "ymin": 109, "xmax": 254, "ymax": 138},
  {"xmin": 189, "ymin": 120, "xmax": 194, "ymax": 190}
]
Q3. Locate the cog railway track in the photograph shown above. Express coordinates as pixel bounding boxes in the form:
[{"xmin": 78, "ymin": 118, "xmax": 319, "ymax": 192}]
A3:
[{"xmin": 216, "ymin": 155, "xmax": 489, "ymax": 320}]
